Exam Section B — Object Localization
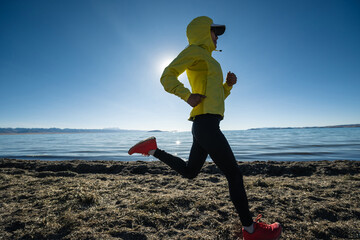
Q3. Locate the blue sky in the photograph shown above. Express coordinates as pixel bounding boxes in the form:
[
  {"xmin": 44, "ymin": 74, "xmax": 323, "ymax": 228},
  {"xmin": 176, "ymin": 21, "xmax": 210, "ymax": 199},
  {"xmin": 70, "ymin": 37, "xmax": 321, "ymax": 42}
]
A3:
[{"xmin": 1, "ymin": 0, "xmax": 359, "ymax": 131}]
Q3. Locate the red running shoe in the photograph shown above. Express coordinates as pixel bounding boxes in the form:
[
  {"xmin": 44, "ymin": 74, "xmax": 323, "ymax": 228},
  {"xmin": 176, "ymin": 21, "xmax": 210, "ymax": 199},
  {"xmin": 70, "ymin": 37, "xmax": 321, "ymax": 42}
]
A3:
[
  {"xmin": 128, "ymin": 137, "xmax": 157, "ymax": 156},
  {"xmin": 242, "ymin": 214, "xmax": 282, "ymax": 240}
]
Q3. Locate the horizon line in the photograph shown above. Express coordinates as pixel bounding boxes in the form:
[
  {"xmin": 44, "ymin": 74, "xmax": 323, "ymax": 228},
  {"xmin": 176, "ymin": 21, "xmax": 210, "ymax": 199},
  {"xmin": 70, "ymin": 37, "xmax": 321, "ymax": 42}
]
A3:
[{"xmin": 0, "ymin": 123, "xmax": 359, "ymax": 134}]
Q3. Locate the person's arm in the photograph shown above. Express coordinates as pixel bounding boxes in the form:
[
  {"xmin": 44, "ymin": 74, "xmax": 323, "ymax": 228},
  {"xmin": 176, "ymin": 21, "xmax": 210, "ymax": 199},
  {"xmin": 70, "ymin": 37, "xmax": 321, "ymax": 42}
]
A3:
[
  {"xmin": 160, "ymin": 46, "xmax": 198, "ymax": 103},
  {"xmin": 223, "ymin": 71, "xmax": 237, "ymax": 99}
]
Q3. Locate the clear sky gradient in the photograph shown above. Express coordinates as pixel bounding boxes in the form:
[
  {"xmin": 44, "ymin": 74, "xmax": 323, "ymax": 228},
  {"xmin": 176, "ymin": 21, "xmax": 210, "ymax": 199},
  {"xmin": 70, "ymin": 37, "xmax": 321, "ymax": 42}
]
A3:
[{"xmin": 1, "ymin": 0, "xmax": 359, "ymax": 131}]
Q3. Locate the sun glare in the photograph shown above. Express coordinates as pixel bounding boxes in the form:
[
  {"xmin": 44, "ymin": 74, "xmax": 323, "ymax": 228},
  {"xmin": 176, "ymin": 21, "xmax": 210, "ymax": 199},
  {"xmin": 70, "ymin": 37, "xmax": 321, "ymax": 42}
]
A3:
[{"xmin": 158, "ymin": 57, "xmax": 173, "ymax": 74}]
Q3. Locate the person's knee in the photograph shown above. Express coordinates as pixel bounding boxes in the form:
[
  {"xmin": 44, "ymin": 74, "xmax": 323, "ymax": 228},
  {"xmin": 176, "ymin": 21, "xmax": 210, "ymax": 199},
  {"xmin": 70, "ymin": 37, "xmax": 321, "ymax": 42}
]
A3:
[
  {"xmin": 183, "ymin": 170, "xmax": 199, "ymax": 179},
  {"xmin": 235, "ymin": 172, "xmax": 245, "ymax": 185},
  {"xmin": 226, "ymin": 167, "xmax": 244, "ymax": 184}
]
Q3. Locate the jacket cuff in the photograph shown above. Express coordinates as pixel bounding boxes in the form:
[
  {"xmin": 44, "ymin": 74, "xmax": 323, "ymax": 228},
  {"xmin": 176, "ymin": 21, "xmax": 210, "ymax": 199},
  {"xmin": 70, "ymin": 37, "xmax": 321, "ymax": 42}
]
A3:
[
  {"xmin": 183, "ymin": 92, "xmax": 192, "ymax": 102},
  {"xmin": 223, "ymin": 82, "xmax": 233, "ymax": 91}
]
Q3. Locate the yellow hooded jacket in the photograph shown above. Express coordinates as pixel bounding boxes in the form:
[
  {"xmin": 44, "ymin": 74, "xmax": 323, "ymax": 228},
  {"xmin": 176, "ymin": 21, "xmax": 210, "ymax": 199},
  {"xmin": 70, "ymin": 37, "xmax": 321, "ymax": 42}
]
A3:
[{"xmin": 160, "ymin": 16, "xmax": 232, "ymax": 120}]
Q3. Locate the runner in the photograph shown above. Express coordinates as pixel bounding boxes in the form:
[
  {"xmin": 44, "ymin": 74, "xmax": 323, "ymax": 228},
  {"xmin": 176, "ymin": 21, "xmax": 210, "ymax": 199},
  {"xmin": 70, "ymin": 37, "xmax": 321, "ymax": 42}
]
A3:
[{"xmin": 129, "ymin": 16, "xmax": 282, "ymax": 240}]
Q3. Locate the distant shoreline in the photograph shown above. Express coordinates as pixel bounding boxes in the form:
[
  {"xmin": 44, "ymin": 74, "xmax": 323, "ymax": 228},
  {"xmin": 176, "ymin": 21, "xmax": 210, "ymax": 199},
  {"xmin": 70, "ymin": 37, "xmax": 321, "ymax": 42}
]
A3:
[
  {"xmin": 249, "ymin": 124, "xmax": 360, "ymax": 130},
  {"xmin": 0, "ymin": 128, "xmax": 134, "ymax": 135},
  {"xmin": 0, "ymin": 132, "xmax": 95, "ymax": 136},
  {"xmin": 0, "ymin": 124, "xmax": 359, "ymax": 135}
]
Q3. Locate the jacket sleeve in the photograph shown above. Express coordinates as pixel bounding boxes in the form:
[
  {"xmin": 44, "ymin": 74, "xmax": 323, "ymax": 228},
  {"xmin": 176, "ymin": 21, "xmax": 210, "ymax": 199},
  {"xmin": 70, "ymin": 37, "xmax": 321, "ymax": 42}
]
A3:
[
  {"xmin": 223, "ymin": 82, "xmax": 232, "ymax": 99},
  {"xmin": 160, "ymin": 47, "xmax": 197, "ymax": 102}
]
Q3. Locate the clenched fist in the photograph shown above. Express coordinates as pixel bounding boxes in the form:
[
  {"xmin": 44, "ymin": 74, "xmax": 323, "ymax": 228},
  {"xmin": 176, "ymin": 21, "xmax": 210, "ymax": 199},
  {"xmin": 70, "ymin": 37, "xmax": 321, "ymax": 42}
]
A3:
[
  {"xmin": 226, "ymin": 71, "xmax": 237, "ymax": 87},
  {"xmin": 187, "ymin": 93, "xmax": 206, "ymax": 107}
]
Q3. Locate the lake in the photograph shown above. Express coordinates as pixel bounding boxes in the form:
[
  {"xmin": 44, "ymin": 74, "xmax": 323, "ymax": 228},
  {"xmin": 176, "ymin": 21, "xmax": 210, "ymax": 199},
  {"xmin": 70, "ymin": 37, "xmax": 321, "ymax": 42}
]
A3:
[{"xmin": 0, "ymin": 128, "xmax": 359, "ymax": 161}]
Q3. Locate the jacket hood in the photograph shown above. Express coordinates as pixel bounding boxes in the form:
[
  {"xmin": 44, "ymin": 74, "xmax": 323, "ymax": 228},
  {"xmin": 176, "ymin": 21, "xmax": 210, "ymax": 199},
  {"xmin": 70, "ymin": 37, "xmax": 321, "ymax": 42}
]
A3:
[{"xmin": 186, "ymin": 16, "xmax": 215, "ymax": 53}]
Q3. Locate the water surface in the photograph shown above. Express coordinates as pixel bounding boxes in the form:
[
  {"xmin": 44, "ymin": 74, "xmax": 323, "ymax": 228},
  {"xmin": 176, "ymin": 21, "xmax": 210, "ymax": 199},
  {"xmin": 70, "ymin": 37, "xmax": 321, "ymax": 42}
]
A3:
[{"xmin": 1, "ymin": 128, "xmax": 359, "ymax": 161}]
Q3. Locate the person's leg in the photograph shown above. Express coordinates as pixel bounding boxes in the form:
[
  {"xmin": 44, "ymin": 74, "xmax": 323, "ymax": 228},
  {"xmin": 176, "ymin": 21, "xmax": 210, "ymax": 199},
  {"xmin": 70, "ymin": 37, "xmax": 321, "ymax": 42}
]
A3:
[
  {"xmin": 129, "ymin": 115, "xmax": 281, "ymax": 238},
  {"xmin": 192, "ymin": 115, "xmax": 282, "ymax": 239},
  {"xmin": 192, "ymin": 115, "xmax": 253, "ymax": 226},
  {"xmin": 153, "ymin": 136, "xmax": 207, "ymax": 179},
  {"xmin": 208, "ymin": 131, "xmax": 253, "ymax": 226}
]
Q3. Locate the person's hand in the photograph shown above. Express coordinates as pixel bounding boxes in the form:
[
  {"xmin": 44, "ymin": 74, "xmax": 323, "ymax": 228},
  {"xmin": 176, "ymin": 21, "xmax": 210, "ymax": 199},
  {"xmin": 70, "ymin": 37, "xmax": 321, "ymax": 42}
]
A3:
[
  {"xmin": 226, "ymin": 71, "xmax": 237, "ymax": 87},
  {"xmin": 187, "ymin": 93, "xmax": 206, "ymax": 107}
]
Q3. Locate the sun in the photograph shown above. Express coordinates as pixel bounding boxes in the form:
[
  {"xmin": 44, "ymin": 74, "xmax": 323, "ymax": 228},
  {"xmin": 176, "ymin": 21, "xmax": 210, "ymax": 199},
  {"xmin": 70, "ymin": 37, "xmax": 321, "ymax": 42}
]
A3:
[{"xmin": 158, "ymin": 57, "xmax": 173, "ymax": 74}]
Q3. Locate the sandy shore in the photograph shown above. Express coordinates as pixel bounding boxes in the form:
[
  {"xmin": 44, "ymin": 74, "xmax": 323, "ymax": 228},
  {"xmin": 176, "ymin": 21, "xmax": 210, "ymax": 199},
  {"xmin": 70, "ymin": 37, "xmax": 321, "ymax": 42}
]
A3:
[{"xmin": 1, "ymin": 158, "xmax": 359, "ymax": 239}]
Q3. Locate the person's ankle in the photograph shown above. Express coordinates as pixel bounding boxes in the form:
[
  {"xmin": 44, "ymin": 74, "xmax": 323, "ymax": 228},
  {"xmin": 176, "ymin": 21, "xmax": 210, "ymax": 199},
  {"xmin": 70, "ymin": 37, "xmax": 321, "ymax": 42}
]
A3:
[{"xmin": 243, "ymin": 223, "xmax": 254, "ymax": 234}]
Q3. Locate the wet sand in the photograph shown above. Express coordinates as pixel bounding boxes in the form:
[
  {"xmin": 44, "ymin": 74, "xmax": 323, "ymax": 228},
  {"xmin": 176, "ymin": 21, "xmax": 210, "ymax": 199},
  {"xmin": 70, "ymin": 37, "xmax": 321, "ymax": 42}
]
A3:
[{"xmin": 1, "ymin": 158, "xmax": 359, "ymax": 239}]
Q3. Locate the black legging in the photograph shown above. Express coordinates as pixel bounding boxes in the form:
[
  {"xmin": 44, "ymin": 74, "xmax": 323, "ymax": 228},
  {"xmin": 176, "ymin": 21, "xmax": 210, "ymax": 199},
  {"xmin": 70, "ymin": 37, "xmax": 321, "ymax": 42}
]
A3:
[{"xmin": 153, "ymin": 114, "xmax": 253, "ymax": 226}]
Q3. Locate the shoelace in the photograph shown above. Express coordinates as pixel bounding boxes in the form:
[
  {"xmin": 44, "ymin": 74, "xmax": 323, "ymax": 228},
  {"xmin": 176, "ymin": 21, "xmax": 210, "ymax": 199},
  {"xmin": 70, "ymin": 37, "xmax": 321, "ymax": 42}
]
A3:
[
  {"xmin": 254, "ymin": 214, "xmax": 272, "ymax": 230},
  {"xmin": 255, "ymin": 214, "xmax": 263, "ymax": 222}
]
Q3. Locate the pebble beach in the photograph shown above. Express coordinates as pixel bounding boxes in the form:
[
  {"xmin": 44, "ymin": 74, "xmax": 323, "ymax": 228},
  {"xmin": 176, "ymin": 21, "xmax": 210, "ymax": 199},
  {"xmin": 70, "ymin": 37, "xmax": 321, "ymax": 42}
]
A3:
[{"xmin": 1, "ymin": 158, "xmax": 359, "ymax": 239}]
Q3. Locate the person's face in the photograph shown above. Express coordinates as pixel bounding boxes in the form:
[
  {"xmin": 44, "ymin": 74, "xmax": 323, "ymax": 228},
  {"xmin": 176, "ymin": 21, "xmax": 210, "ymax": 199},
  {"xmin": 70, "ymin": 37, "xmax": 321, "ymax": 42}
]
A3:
[{"xmin": 211, "ymin": 30, "xmax": 218, "ymax": 48}]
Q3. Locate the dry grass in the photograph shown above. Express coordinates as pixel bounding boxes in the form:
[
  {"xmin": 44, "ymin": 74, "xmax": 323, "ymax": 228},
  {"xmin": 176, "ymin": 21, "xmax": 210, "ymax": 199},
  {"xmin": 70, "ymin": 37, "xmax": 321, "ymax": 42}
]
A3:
[{"xmin": 0, "ymin": 159, "xmax": 359, "ymax": 240}]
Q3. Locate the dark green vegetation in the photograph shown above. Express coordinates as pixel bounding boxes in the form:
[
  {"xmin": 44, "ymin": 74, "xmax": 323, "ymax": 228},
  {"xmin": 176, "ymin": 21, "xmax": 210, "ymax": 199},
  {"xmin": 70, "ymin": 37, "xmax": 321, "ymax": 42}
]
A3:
[{"xmin": 1, "ymin": 159, "xmax": 359, "ymax": 239}]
